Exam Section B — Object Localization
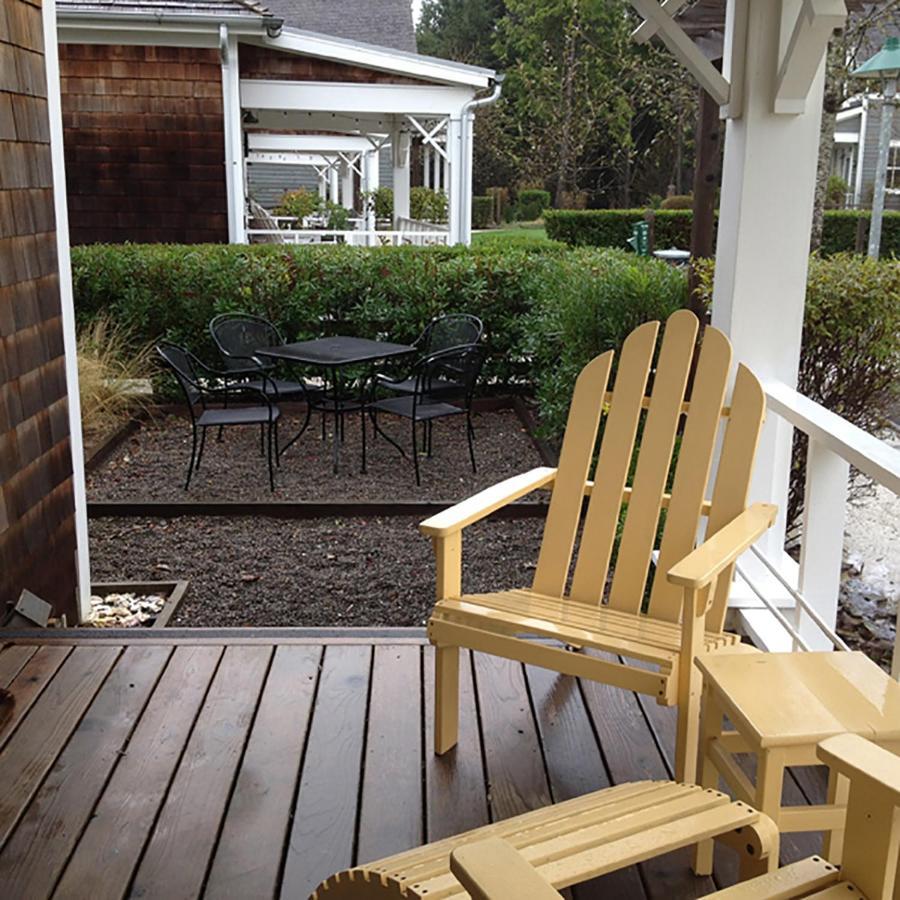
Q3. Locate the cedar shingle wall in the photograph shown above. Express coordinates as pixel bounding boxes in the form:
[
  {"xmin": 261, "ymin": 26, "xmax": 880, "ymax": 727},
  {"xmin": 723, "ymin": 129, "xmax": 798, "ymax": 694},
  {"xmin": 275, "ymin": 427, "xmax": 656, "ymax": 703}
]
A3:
[
  {"xmin": 59, "ymin": 45, "xmax": 228, "ymax": 244},
  {"xmin": 0, "ymin": 0, "xmax": 78, "ymax": 619}
]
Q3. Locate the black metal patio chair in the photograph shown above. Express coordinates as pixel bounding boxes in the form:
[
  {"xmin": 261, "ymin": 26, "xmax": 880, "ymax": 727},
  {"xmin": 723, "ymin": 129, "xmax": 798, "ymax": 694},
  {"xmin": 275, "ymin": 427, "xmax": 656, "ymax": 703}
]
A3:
[
  {"xmin": 369, "ymin": 344, "xmax": 487, "ymax": 485},
  {"xmin": 210, "ymin": 312, "xmax": 320, "ymax": 438},
  {"xmin": 156, "ymin": 342, "xmax": 281, "ymax": 492},
  {"xmin": 376, "ymin": 313, "xmax": 484, "ymax": 398}
]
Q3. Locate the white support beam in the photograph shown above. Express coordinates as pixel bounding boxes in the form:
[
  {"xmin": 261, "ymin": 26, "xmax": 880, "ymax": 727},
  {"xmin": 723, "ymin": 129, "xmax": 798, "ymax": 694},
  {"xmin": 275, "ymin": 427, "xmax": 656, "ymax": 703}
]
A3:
[
  {"xmin": 362, "ymin": 150, "xmax": 379, "ymax": 241},
  {"xmin": 220, "ymin": 28, "xmax": 245, "ymax": 243},
  {"xmin": 711, "ymin": 0, "xmax": 833, "ymax": 557},
  {"xmin": 630, "ymin": 0, "xmax": 731, "ymax": 105},
  {"xmin": 632, "ymin": 0, "xmax": 690, "ymax": 44},
  {"xmin": 774, "ymin": 0, "xmax": 847, "ymax": 114},
  {"xmin": 329, "ymin": 165, "xmax": 340, "ymax": 204},
  {"xmin": 341, "ymin": 158, "xmax": 355, "ymax": 211},
  {"xmin": 392, "ymin": 129, "xmax": 411, "ymax": 223},
  {"xmin": 247, "ymin": 133, "xmax": 377, "ymax": 153},
  {"xmin": 446, "ymin": 116, "xmax": 464, "ymax": 245},
  {"xmin": 247, "ymin": 151, "xmax": 334, "ymax": 166},
  {"xmin": 240, "ymin": 80, "xmax": 475, "ymax": 117},
  {"xmin": 250, "ymin": 110, "xmax": 400, "ymax": 133},
  {"xmin": 44, "ymin": 0, "xmax": 92, "ymax": 623}
]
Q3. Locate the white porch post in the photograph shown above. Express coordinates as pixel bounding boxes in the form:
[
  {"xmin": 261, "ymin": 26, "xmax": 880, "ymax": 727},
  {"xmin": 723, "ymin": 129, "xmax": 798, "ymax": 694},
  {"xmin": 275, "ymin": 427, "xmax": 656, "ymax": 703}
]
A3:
[
  {"xmin": 363, "ymin": 149, "xmax": 379, "ymax": 243},
  {"xmin": 712, "ymin": 0, "xmax": 830, "ymax": 559},
  {"xmin": 447, "ymin": 117, "xmax": 464, "ymax": 244},
  {"xmin": 43, "ymin": 0, "xmax": 92, "ymax": 622},
  {"xmin": 432, "ymin": 144, "xmax": 441, "ymax": 191},
  {"xmin": 441, "ymin": 152, "xmax": 450, "ymax": 197},
  {"xmin": 340, "ymin": 159, "xmax": 355, "ymax": 211},
  {"xmin": 423, "ymin": 144, "xmax": 432, "ymax": 189},
  {"xmin": 328, "ymin": 164, "xmax": 340, "ymax": 204},
  {"xmin": 392, "ymin": 130, "xmax": 411, "ymax": 225},
  {"xmin": 220, "ymin": 27, "xmax": 245, "ymax": 243}
]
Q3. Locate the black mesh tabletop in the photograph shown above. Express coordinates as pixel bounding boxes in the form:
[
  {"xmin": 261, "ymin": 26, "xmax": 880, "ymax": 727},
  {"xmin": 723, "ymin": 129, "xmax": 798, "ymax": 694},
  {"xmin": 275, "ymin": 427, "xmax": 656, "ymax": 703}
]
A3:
[{"xmin": 257, "ymin": 337, "xmax": 414, "ymax": 367}]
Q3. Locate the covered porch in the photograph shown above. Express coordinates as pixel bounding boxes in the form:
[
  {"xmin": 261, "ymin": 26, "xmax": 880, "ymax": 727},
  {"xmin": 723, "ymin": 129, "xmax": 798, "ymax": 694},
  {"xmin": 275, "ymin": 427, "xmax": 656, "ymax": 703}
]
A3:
[{"xmin": 0, "ymin": 631, "xmax": 828, "ymax": 899}]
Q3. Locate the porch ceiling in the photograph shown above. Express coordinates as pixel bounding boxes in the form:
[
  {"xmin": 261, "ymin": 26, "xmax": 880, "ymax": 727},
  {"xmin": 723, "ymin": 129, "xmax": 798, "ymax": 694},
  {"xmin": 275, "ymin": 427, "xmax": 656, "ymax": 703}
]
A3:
[{"xmin": 0, "ymin": 631, "xmax": 828, "ymax": 898}]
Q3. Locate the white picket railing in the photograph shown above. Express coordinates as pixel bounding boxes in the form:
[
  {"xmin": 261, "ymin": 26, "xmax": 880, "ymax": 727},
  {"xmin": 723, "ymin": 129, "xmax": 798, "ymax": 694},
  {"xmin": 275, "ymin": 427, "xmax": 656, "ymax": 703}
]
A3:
[
  {"xmin": 734, "ymin": 381, "xmax": 900, "ymax": 675},
  {"xmin": 246, "ymin": 227, "xmax": 450, "ymax": 247}
]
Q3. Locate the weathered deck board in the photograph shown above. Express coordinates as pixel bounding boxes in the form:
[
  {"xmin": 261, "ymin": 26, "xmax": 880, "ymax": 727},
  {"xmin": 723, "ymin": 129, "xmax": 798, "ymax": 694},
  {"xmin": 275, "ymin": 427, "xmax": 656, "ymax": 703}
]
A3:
[{"xmin": 0, "ymin": 635, "xmax": 831, "ymax": 900}]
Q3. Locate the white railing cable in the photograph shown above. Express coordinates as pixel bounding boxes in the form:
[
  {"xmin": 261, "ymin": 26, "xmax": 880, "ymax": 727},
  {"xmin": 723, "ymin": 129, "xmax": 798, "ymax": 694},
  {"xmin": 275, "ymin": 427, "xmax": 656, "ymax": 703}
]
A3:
[
  {"xmin": 733, "ymin": 560, "xmax": 815, "ymax": 651},
  {"xmin": 748, "ymin": 545, "xmax": 850, "ymax": 651}
]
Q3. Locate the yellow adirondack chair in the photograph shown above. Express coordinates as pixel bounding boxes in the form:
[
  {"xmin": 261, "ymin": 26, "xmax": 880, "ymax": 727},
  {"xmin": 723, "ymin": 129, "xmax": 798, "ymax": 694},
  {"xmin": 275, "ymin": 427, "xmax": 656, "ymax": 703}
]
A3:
[
  {"xmin": 447, "ymin": 734, "xmax": 900, "ymax": 900},
  {"xmin": 312, "ymin": 777, "xmax": 779, "ymax": 897},
  {"xmin": 421, "ymin": 309, "xmax": 777, "ymax": 782}
]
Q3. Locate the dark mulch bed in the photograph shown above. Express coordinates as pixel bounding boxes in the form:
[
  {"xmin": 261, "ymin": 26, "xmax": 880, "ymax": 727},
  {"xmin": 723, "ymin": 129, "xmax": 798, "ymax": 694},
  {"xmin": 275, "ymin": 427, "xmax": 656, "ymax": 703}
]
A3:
[
  {"xmin": 89, "ymin": 515, "xmax": 546, "ymax": 627},
  {"xmin": 87, "ymin": 408, "xmax": 544, "ymax": 503}
]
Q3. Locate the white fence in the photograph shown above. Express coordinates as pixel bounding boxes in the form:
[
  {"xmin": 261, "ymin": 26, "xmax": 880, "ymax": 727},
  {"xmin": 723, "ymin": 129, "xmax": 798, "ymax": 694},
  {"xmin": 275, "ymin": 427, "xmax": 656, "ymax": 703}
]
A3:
[
  {"xmin": 735, "ymin": 382, "xmax": 900, "ymax": 675},
  {"xmin": 246, "ymin": 227, "xmax": 450, "ymax": 246}
]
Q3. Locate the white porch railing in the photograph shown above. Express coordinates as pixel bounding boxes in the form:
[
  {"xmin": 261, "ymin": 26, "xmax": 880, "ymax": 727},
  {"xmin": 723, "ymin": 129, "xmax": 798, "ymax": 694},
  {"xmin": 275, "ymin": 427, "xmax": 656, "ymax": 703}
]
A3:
[
  {"xmin": 246, "ymin": 228, "xmax": 450, "ymax": 246},
  {"xmin": 395, "ymin": 215, "xmax": 449, "ymax": 235},
  {"xmin": 734, "ymin": 381, "xmax": 900, "ymax": 674}
]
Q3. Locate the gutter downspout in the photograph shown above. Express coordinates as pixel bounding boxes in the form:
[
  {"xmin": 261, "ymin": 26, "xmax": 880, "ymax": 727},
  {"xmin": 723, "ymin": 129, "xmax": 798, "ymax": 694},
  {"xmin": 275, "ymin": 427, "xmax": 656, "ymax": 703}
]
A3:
[
  {"xmin": 458, "ymin": 75, "xmax": 504, "ymax": 244},
  {"xmin": 854, "ymin": 94, "xmax": 868, "ymax": 207}
]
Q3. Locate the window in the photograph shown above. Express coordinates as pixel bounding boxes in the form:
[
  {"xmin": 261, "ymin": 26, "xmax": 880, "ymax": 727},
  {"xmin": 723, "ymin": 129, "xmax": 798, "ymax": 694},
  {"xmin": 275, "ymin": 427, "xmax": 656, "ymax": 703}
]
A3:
[{"xmin": 888, "ymin": 142, "xmax": 900, "ymax": 194}]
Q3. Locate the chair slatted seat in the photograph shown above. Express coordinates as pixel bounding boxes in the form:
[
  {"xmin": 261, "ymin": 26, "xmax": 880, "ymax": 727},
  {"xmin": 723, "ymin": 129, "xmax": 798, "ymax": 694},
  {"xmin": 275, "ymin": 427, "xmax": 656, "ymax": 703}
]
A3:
[
  {"xmin": 420, "ymin": 310, "xmax": 778, "ymax": 783},
  {"xmin": 312, "ymin": 780, "xmax": 775, "ymax": 899}
]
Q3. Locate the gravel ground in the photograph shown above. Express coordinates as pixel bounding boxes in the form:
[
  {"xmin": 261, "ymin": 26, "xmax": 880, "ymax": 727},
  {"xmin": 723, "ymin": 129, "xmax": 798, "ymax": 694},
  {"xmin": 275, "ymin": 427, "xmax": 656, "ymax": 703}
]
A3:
[
  {"xmin": 87, "ymin": 408, "xmax": 543, "ymax": 503},
  {"xmin": 89, "ymin": 516, "xmax": 546, "ymax": 627}
]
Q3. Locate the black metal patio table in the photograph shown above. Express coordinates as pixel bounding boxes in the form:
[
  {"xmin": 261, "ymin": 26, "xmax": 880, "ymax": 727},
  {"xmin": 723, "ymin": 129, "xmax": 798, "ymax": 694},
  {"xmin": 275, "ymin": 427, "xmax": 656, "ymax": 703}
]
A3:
[{"xmin": 257, "ymin": 336, "xmax": 415, "ymax": 474}]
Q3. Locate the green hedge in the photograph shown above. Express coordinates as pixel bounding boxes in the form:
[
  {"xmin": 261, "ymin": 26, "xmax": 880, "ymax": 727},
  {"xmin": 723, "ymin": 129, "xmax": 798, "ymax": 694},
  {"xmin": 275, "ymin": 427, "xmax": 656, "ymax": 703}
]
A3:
[
  {"xmin": 545, "ymin": 208, "xmax": 900, "ymax": 256},
  {"xmin": 472, "ymin": 196, "xmax": 494, "ymax": 229},
  {"xmin": 517, "ymin": 189, "xmax": 552, "ymax": 222},
  {"xmin": 71, "ymin": 243, "xmax": 679, "ymax": 395}
]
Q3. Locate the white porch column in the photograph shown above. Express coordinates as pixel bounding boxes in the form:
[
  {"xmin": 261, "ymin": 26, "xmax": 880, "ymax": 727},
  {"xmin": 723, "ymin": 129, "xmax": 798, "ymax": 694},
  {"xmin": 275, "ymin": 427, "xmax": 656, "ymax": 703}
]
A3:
[
  {"xmin": 392, "ymin": 130, "xmax": 411, "ymax": 224},
  {"xmin": 340, "ymin": 159, "xmax": 355, "ymax": 211},
  {"xmin": 423, "ymin": 144, "xmax": 432, "ymax": 189},
  {"xmin": 441, "ymin": 153, "xmax": 450, "ymax": 197},
  {"xmin": 220, "ymin": 28, "xmax": 246, "ymax": 243},
  {"xmin": 363, "ymin": 149, "xmax": 380, "ymax": 243},
  {"xmin": 432, "ymin": 144, "xmax": 442, "ymax": 191},
  {"xmin": 328, "ymin": 165, "xmax": 340, "ymax": 204},
  {"xmin": 447, "ymin": 116, "xmax": 464, "ymax": 244},
  {"xmin": 317, "ymin": 172, "xmax": 327, "ymax": 201},
  {"xmin": 711, "ymin": 0, "xmax": 829, "ymax": 557},
  {"xmin": 43, "ymin": 0, "xmax": 92, "ymax": 622}
]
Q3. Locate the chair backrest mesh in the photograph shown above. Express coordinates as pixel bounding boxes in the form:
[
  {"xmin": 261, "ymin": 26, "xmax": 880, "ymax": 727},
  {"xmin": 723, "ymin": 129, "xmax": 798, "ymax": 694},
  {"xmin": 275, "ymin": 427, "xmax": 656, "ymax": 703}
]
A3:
[
  {"xmin": 417, "ymin": 344, "xmax": 487, "ymax": 400},
  {"xmin": 425, "ymin": 315, "xmax": 484, "ymax": 354},
  {"xmin": 210, "ymin": 315, "xmax": 281, "ymax": 371},
  {"xmin": 156, "ymin": 343, "xmax": 202, "ymax": 407},
  {"xmin": 530, "ymin": 310, "xmax": 766, "ymax": 632}
]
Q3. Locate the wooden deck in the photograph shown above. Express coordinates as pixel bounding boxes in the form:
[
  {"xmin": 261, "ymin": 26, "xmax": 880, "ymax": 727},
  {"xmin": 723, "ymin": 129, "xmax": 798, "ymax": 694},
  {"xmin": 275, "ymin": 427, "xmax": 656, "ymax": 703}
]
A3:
[{"xmin": 0, "ymin": 630, "xmax": 828, "ymax": 899}]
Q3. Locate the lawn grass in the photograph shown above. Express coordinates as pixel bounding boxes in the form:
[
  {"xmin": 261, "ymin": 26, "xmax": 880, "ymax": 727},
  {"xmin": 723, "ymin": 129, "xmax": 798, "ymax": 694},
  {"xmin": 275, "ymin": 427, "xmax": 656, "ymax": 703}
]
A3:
[{"xmin": 471, "ymin": 223, "xmax": 549, "ymax": 245}]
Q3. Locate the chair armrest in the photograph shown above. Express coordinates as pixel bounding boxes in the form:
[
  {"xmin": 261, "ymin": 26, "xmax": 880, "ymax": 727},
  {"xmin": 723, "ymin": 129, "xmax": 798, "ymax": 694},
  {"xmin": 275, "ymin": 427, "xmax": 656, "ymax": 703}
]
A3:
[
  {"xmin": 667, "ymin": 503, "xmax": 777, "ymax": 591},
  {"xmin": 450, "ymin": 838, "xmax": 562, "ymax": 900},
  {"xmin": 817, "ymin": 734, "xmax": 900, "ymax": 804},
  {"xmin": 419, "ymin": 467, "xmax": 557, "ymax": 538}
]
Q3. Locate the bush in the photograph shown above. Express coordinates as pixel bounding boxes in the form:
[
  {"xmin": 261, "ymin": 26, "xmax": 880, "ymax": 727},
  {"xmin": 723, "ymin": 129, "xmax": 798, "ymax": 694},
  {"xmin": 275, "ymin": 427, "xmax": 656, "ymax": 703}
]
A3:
[
  {"xmin": 517, "ymin": 189, "xmax": 552, "ymax": 222},
  {"xmin": 693, "ymin": 253, "xmax": 900, "ymax": 535},
  {"xmin": 72, "ymin": 243, "xmax": 579, "ymax": 389},
  {"xmin": 526, "ymin": 249, "xmax": 687, "ymax": 438},
  {"xmin": 545, "ymin": 209, "xmax": 693, "ymax": 250},
  {"xmin": 546, "ymin": 208, "xmax": 900, "ymax": 256},
  {"xmin": 660, "ymin": 194, "xmax": 693, "ymax": 210},
  {"xmin": 368, "ymin": 187, "xmax": 394, "ymax": 220},
  {"xmin": 274, "ymin": 188, "xmax": 320, "ymax": 220},
  {"xmin": 826, "ymin": 175, "xmax": 849, "ymax": 210},
  {"xmin": 410, "ymin": 187, "xmax": 448, "ymax": 223},
  {"xmin": 472, "ymin": 196, "xmax": 494, "ymax": 229}
]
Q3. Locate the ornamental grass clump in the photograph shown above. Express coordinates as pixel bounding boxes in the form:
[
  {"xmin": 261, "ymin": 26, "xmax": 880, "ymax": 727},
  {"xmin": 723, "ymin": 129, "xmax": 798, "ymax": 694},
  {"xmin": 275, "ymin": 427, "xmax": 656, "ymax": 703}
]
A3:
[{"xmin": 77, "ymin": 314, "xmax": 154, "ymax": 442}]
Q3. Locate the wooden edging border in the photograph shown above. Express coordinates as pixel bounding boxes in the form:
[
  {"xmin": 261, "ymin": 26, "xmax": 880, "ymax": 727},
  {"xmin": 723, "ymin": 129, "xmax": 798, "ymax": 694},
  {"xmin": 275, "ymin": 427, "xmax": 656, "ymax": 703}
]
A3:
[{"xmin": 89, "ymin": 580, "xmax": 190, "ymax": 629}]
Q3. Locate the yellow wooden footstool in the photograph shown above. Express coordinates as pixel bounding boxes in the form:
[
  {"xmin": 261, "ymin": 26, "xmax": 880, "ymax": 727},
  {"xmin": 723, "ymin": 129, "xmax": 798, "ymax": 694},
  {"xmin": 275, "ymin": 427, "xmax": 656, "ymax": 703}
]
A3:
[{"xmin": 693, "ymin": 651, "xmax": 900, "ymax": 873}]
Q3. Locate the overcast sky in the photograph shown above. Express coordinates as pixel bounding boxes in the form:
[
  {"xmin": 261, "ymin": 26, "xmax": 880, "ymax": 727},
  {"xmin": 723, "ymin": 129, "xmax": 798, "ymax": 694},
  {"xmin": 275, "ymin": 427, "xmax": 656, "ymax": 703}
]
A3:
[{"xmin": 412, "ymin": 0, "xmax": 423, "ymax": 24}]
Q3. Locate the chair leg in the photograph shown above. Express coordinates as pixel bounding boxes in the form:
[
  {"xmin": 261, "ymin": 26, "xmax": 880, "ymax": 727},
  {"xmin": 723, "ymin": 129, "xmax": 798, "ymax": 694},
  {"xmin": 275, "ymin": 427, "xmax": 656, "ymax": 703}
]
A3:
[
  {"xmin": 185, "ymin": 424, "xmax": 198, "ymax": 490},
  {"xmin": 466, "ymin": 412, "xmax": 477, "ymax": 474},
  {"xmin": 196, "ymin": 426, "xmax": 207, "ymax": 469},
  {"xmin": 266, "ymin": 422, "xmax": 275, "ymax": 492},
  {"xmin": 435, "ymin": 645, "xmax": 460, "ymax": 754},
  {"xmin": 411, "ymin": 416, "xmax": 421, "ymax": 486},
  {"xmin": 693, "ymin": 686, "xmax": 724, "ymax": 875}
]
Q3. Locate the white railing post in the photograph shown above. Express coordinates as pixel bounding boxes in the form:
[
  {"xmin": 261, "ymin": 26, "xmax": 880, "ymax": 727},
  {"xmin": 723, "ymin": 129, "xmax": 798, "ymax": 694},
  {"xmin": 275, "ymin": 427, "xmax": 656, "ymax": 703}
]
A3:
[{"xmin": 797, "ymin": 438, "xmax": 850, "ymax": 650}]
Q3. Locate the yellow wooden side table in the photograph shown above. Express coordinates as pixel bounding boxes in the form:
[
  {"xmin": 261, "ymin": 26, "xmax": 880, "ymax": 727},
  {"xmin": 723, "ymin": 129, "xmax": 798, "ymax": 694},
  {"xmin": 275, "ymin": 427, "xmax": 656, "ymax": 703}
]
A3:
[{"xmin": 693, "ymin": 651, "xmax": 900, "ymax": 874}]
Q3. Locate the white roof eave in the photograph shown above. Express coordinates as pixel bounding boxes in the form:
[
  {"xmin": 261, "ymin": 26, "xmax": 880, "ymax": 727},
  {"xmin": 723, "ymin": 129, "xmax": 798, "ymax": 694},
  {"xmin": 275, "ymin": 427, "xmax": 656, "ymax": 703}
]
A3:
[{"xmin": 253, "ymin": 26, "xmax": 496, "ymax": 89}]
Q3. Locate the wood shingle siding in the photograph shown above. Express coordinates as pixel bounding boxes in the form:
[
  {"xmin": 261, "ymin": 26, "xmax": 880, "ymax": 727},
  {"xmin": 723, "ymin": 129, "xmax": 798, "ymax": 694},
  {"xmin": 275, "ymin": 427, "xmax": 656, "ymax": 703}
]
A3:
[
  {"xmin": 0, "ymin": 0, "xmax": 78, "ymax": 621},
  {"xmin": 59, "ymin": 44, "xmax": 229, "ymax": 244}
]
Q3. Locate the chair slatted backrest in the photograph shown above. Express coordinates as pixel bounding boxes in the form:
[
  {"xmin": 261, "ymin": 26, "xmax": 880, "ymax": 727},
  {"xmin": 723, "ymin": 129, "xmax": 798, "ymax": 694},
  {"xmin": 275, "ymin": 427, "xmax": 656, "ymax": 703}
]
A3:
[{"xmin": 531, "ymin": 310, "xmax": 766, "ymax": 633}]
